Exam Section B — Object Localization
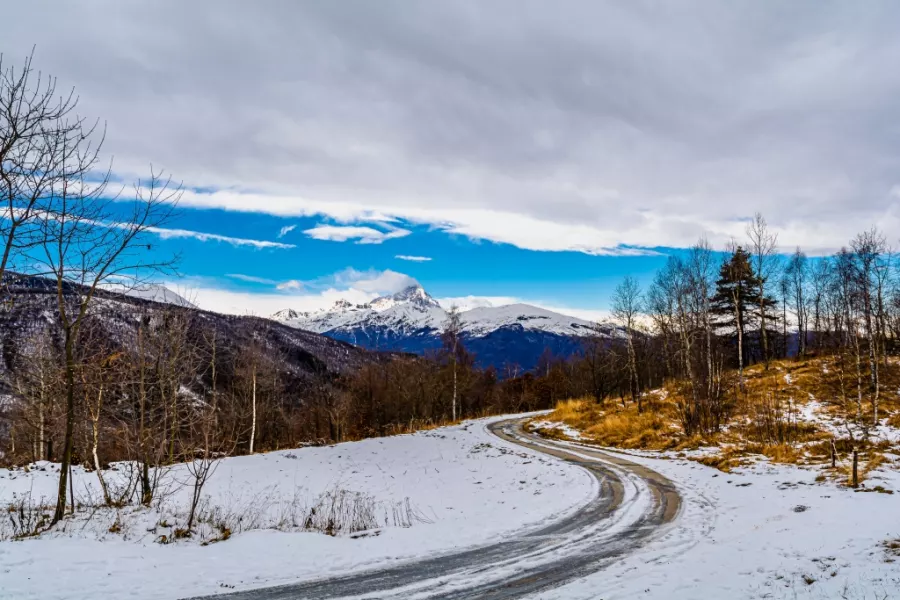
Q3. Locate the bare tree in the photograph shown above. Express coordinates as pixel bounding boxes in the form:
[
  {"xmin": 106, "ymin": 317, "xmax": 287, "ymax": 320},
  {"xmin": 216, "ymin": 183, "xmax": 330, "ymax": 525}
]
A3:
[
  {"xmin": 1, "ymin": 50, "xmax": 96, "ymax": 285},
  {"xmin": 785, "ymin": 248, "xmax": 809, "ymax": 356},
  {"xmin": 442, "ymin": 305, "xmax": 462, "ymax": 421},
  {"xmin": 746, "ymin": 213, "xmax": 778, "ymax": 368},
  {"xmin": 612, "ymin": 276, "xmax": 642, "ymax": 412},
  {"xmin": 12, "ymin": 329, "xmax": 61, "ymax": 462},
  {"xmin": 851, "ymin": 229, "xmax": 886, "ymax": 425},
  {"xmin": 37, "ymin": 171, "xmax": 180, "ymax": 525},
  {"xmin": 184, "ymin": 404, "xmax": 221, "ymax": 533}
]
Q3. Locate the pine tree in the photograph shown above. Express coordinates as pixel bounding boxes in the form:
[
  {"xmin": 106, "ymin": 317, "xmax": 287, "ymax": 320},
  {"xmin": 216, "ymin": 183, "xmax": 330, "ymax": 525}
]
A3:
[{"xmin": 710, "ymin": 245, "xmax": 776, "ymax": 386}]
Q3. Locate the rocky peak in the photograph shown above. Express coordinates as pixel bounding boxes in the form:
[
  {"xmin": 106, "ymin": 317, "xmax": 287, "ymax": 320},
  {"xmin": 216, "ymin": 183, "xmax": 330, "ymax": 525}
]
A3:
[{"xmin": 369, "ymin": 284, "xmax": 441, "ymax": 311}]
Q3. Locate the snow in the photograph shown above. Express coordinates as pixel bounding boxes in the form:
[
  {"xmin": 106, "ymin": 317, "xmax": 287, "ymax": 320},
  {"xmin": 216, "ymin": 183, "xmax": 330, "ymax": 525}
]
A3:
[
  {"xmin": 530, "ymin": 419, "xmax": 586, "ymax": 441},
  {"xmin": 273, "ymin": 284, "xmax": 613, "ymax": 339},
  {"xmin": 4, "ymin": 411, "xmax": 899, "ymax": 600},
  {"xmin": 118, "ymin": 284, "xmax": 197, "ymax": 309},
  {"xmin": 460, "ymin": 303, "xmax": 598, "ymax": 337},
  {"xmin": 0, "ymin": 416, "xmax": 595, "ymax": 600},
  {"xmin": 529, "ymin": 443, "xmax": 900, "ymax": 600}
]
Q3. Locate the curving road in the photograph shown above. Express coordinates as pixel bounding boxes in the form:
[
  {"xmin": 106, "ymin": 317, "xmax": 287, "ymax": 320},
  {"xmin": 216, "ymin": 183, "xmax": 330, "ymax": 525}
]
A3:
[{"xmin": 196, "ymin": 418, "xmax": 682, "ymax": 600}]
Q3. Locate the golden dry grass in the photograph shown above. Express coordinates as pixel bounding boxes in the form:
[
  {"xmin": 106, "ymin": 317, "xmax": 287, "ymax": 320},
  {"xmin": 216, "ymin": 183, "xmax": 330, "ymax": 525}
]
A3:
[
  {"xmin": 534, "ymin": 356, "xmax": 900, "ymax": 481},
  {"xmin": 542, "ymin": 396, "xmax": 683, "ymax": 450}
]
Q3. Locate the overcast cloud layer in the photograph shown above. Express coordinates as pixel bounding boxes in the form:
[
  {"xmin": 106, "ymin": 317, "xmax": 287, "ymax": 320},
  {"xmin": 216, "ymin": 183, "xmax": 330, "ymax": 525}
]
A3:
[{"xmin": 6, "ymin": 1, "xmax": 900, "ymax": 254}]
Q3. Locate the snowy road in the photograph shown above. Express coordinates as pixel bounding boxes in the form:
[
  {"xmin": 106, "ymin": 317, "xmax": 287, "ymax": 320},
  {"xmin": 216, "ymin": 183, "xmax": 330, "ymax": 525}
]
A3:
[{"xmin": 199, "ymin": 418, "xmax": 682, "ymax": 600}]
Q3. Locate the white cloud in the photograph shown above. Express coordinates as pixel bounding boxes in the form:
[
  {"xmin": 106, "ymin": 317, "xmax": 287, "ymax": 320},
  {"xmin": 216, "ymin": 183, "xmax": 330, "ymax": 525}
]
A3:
[
  {"xmin": 148, "ymin": 225, "xmax": 295, "ymax": 249},
  {"xmin": 227, "ymin": 273, "xmax": 303, "ymax": 291},
  {"xmin": 276, "ymin": 279, "xmax": 303, "ymax": 290},
  {"xmin": 277, "ymin": 224, "xmax": 297, "ymax": 238},
  {"xmin": 226, "ymin": 273, "xmax": 280, "ymax": 285},
  {"xmin": 324, "ymin": 268, "xmax": 417, "ymax": 294},
  {"xmin": 180, "ymin": 284, "xmax": 377, "ymax": 316},
  {"xmin": 11, "ymin": 3, "xmax": 900, "ymax": 256},
  {"xmin": 395, "ymin": 255, "xmax": 432, "ymax": 262},
  {"xmin": 177, "ymin": 268, "xmax": 416, "ymax": 316},
  {"xmin": 436, "ymin": 295, "xmax": 520, "ymax": 311},
  {"xmin": 302, "ymin": 224, "xmax": 411, "ymax": 244}
]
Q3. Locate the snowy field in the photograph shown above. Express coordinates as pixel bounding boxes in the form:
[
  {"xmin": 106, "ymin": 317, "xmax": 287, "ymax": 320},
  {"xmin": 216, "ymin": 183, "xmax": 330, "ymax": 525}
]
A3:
[
  {"xmin": 528, "ymin": 441, "xmax": 900, "ymax": 600},
  {"xmin": 0, "ymin": 416, "xmax": 595, "ymax": 600},
  {"xmin": 3, "ymin": 413, "xmax": 899, "ymax": 600}
]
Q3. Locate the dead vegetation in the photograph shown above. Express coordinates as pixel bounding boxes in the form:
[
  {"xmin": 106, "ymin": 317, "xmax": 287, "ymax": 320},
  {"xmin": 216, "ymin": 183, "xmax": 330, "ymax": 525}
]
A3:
[{"xmin": 533, "ymin": 356, "xmax": 900, "ymax": 485}]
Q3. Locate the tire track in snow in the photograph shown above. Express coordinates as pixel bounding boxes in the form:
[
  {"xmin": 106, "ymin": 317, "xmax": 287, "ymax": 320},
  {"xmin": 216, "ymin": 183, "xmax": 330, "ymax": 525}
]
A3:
[{"xmin": 196, "ymin": 418, "xmax": 682, "ymax": 600}]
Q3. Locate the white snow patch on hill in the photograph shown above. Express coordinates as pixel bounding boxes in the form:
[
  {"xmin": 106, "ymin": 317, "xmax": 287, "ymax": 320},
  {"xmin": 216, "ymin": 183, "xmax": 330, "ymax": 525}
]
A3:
[
  {"xmin": 118, "ymin": 284, "xmax": 197, "ymax": 309},
  {"xmin": 0, "ymin": 416, "xmax": 594, "ymax": 600}
]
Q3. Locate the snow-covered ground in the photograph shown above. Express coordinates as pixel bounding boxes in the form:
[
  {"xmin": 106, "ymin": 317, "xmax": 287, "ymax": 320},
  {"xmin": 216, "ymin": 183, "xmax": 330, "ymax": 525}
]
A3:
[
  {"xmin": 530, "ymin": 442, "xmax": 900, "ymax": 600},
  {"xmin": 5, "ymin": 410, "xmax": 898, "ymax": 600},
  {"xmin": 0, "ymin": 416, "xmax": 595, "ymax": 600}
]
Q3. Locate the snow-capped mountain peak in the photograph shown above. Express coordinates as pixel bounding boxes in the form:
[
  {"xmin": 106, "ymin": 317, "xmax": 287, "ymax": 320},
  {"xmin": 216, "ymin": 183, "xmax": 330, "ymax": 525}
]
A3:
[
  {"xmin": 270, "ymin": 284, "xmax": 618, "ymax": 370},
  {"xmin": 272, "ymin": 308, "xmax": 303, "ymax": 321},
  {"xmin": 272, "ymin": 284, "xmax": 605, "ymax": 338},
  {"xmin": 369, "ymin": 284, "xmax": 441, "ymax": 312}
]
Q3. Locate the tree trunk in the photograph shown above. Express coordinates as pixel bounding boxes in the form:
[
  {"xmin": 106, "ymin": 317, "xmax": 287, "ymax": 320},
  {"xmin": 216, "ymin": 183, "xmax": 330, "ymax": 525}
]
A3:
[
  {"xmin": 452, "ymin": 352, "xmax": 458, "ymax": 422},
  {"xmin": 90, "ymin": 385, "xmax": 110, "ymax": 505},
  {"xmin": 52, "ymin": 332, "xmax": 77, "ymax": 525},
  {"xmin": 626, "ymin": 329, "xmax": 640, "ymax": 412},
  {"xmin": 250, "ymin": 367, "xmax": 257, "ymax": 454},
  {"xmin": 760, "ymin": 286, "xmax": 769, "ymax": 369}
]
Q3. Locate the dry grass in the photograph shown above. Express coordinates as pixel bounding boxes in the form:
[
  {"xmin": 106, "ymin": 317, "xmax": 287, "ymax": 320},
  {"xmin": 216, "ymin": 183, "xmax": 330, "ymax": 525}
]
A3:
[
  {"xmin": 542, "ymin": 396, "xmax": 683, "ymax": 450},
  {"xmin": 534, "ymin": 356, "xmax": 900, "ymax": 481}
]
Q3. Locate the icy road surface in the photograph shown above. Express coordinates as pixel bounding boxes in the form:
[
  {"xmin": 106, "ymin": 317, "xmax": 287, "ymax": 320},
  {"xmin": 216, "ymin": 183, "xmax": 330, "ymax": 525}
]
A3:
[{"xmin": 197, "ymin": 418, "xmax": 681, "ymax": 599}]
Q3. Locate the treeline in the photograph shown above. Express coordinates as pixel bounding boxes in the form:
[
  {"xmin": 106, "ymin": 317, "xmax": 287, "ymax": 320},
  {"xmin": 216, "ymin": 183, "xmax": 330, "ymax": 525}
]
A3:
[{"xmin": 612, "ymin": 215, "xmax": 900, "ymax": 437}]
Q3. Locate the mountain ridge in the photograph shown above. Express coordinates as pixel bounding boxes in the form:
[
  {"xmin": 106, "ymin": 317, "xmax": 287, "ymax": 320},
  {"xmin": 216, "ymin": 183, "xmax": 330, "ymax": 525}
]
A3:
[{"xmin": 272, "ymin": 284, "xmax": 621, "ymax": 371}]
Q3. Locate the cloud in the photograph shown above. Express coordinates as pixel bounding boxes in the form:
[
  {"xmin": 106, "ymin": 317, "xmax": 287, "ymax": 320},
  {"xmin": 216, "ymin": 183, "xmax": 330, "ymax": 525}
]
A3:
[
  {"xmin": 276, "ymin": 279, "xmax": 303, "ymax": 290},
  {"xmin": 395, "ymin": 255, "xmax": 432, "ymax": 262},
  {"xmin": 227, "ymin": 273, "xmax": 303, "ymax": 290},
  {"xmin": 177, "ymin": 283, "xmax": 375, "ymax": 316},
  {"xmin": 147, "ymin": 226, "xmax": 295, "ymax": 249},
  {"xmin": 226, "ymin": 273, "xmax": 281, "ymax": 285},
  {"xmin": 175, "ymin": 268, "xmax": 416, "ymax": 315},
  {"xmin": 303, "ymin": 224, "xmax": 412, "ymax": 244},
  {"xmin": 277, "ymin": 224, "xmax": 297, "ymax": 238},
  {"xmin": 323, "ymin": 267, "xmax": 417, "ymax": 294},
  {"xmin": 8, "ymin": 3, "xmax": 900, "ymax": 255}
]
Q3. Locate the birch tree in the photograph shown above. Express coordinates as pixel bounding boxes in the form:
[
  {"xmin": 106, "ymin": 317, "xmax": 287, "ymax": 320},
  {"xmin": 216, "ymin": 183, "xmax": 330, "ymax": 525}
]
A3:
[
  {"xmin": 612, "ymin": 276, "xmax": 642, "ymax": 412},
  {"xmin": 746, "ymin": 213, "xmax": 778, "ymax": 368},
  {"xmin": 442, "ymin": 305, "xmax": 462, "ymax": 421}
]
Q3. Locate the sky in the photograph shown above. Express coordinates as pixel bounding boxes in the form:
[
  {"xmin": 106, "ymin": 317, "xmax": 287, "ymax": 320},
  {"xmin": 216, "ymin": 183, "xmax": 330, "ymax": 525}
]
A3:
[{"xmin": 4, "ymin": 1, "xmax": 900, "ymax": 319}]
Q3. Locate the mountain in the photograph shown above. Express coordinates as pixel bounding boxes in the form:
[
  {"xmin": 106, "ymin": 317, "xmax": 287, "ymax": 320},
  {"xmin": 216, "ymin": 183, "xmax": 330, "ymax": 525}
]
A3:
[
  {"xmin": 0, "ymin": 274, "xmax": 380, "ymax": 399},
  {"xmin": 273, "ymin": 285, "xmax": 620, "ymax": 371},
  {"xmin": 119, "ymin": 284, "xmax": 197, "ymax": 309}
]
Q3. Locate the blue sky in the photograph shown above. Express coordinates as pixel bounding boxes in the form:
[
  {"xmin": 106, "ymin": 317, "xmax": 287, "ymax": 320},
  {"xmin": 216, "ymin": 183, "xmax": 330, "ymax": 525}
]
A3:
[{"xmin": 136, "ymin": 201, "xmax": 676, "ymax": 318}]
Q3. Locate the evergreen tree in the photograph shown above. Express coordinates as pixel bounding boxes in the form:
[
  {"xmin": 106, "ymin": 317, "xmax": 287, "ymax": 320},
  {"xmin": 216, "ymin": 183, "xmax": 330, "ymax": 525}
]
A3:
[{"xmin": 711, "ymin": 246, "xmax": 777, "ymax": 383}]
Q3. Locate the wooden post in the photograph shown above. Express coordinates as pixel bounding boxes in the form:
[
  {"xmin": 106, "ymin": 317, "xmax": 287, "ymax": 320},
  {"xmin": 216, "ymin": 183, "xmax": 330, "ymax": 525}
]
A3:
[
  {"xmin": 831, "ymin": 440, "xmax": 837, "ymax": 469},
  {"xmin": 851, "ymin": 448, "xmax": 859, "ymax": 488}
]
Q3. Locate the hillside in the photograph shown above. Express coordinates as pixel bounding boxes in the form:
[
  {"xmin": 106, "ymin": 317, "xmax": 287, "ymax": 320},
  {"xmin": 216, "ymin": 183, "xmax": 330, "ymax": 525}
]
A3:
[
  {"xmin": 0, "ymin": 274, "xmax": 378, "ymax": 399},
  {"xmin": 530, "ymin": 355, "xmax": 900, "ymax": 485}
]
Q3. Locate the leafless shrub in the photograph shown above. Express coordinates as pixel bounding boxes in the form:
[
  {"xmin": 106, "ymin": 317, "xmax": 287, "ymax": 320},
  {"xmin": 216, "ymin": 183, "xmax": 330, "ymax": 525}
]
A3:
[{"xmin": 3, "ymin": 488, "xmax": 51, "ymax": 540}]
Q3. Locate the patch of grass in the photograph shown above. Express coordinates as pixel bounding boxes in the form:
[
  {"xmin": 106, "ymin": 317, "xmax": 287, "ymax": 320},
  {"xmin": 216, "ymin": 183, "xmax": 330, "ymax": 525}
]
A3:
[
  {"xmin": 748, "ymin": 443, "xmax": 804, "ymax": 464},
  {"xmin": 542, "ymin": 397, "xmax": 682, "ymax": 450},
  {"xmin": 695, "ymin": 451, "xmax": 747, "ymax": 473},
  {"xmin": 583, "ymin": 410, "xmax": 674, "ymax": 449}
]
